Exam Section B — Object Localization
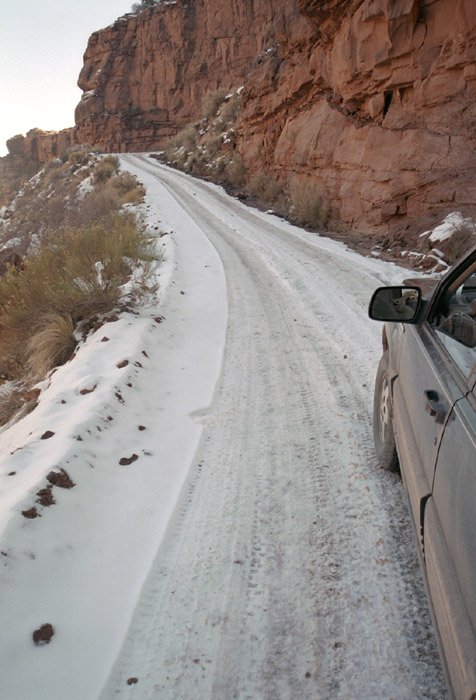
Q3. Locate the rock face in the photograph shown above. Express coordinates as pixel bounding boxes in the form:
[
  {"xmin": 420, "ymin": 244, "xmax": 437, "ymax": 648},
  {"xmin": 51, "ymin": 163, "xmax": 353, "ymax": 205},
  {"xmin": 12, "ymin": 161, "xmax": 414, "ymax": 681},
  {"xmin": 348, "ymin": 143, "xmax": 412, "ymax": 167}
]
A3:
[
  {"xmin": 74, "ymin": 3, "xmax": 291, "ymax": 151},
  {"xmin": 73, "ymin": 0, "xmax": 476, "ymax": 235},
  {"xmin": 6, "ymin": 128, "xmax": 77, "ymax": 162},
  {"xmin": 0, "ymin": 128, "xmax": 77, "ymax": 207},
  {"xmin": 6, "ymin": 0, "xmax": 476, "ymax": 235},
  {"xmin": 239, "ymin": 0, "xmax": 476, "ymax": 235}
]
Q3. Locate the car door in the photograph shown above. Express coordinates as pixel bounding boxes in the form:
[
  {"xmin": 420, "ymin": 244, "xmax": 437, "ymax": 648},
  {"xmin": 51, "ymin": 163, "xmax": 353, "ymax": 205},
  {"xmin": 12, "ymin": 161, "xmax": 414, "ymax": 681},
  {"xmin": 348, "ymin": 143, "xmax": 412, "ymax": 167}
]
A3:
[
  {"xmin": 421, "ymin": 269, "xmax": 476, "ymax": 699},
  {"xmin": 423, "ymin": 385, "xmax": 476, "ymax": 699},
  {"xmin": 391, "ymin": 322, "xmax": 466, "ymax": 545},
  {"xmin": 392, "ymin": 258, "xmax": 476, "ymax": 551}
]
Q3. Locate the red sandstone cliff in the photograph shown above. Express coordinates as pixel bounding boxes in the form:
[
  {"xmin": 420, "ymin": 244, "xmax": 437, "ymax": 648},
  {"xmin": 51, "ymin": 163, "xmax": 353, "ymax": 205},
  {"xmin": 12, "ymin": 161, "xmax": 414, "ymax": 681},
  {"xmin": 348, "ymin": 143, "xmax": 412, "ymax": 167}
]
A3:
[
  {"xmin": 4, "ymin": 0, "xmax": 476, "ymax": 236},
  {"xmin": 73, "ymin": 0, "xmax": 476, "ymax": 235}
]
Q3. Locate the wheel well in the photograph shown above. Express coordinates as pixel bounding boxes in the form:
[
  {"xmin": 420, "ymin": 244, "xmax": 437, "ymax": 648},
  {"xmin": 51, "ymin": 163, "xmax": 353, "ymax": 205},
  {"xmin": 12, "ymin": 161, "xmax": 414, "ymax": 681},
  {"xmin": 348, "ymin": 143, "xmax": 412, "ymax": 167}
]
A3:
[{"xmin": 382, "ymin": 326, "xmax": 388, "ymax": 353}]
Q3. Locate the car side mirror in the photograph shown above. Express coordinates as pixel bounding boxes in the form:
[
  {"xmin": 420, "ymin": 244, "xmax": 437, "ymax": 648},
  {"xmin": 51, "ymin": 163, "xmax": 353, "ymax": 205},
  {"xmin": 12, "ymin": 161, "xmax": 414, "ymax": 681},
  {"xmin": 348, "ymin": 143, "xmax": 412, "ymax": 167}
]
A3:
[{"xmin": 369, "ymin": 286, "xmax": 422, "ymax": 323}]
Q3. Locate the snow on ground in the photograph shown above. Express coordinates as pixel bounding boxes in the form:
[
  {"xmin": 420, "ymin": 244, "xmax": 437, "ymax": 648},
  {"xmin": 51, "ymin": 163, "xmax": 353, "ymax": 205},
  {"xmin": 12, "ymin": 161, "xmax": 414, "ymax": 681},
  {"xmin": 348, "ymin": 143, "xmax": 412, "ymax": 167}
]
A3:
[
  {"xmin": 0, "ymin": 156, "xmax": 447, "ymax": 699},
  {"xmin": 423, "ymin": 210, "xmax": 476, "ymax": 243},
  {"xmin": 0, "ymin": 167, "xmax": 227, "ymax": 699}
]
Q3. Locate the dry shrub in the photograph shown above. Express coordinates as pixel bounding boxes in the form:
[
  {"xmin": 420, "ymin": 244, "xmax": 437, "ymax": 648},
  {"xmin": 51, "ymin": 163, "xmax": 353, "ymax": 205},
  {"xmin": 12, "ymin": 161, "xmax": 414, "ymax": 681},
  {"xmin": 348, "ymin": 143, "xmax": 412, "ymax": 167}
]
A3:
[
  {"xmin": 42, "ymin": 160, "xmax": 64, "ymax": 187},
  {"xmin": 203, "ymin": 134, "xmax": 223, "ymax": 158},
  {"xmin": 121, "ymin": 185, "xmax": 146, "ymax": 205},
  {"xmin": 28, "ymin": 313, "xmax": 76, "ymax": 377},
  {"xmin": 163, "ymin": 125, "xmax": 197, "ymax": 162},
  {"xmin": 219, "ymin": 92, "xmax": 242, "ymax": 124},
  {"xmin": 76, "ymin": 187, "xmax": 122, "ymax": 227},
  {"xmin": 225, "ymin": 157, "xmax": 246, "ymax": 188},
  {"xmin": 247, "ymin": 171, "xmax": 283, "ymax": 203},
  {"xmin": 0, "ymin": 213, "xmax": 158, "ymax": 379},
  {"xmin": 109, "ymin": 171, "xmax": 146, "ymax": 204},
  {"xmin": 93, "ymin": 155, "xmax": 120, "ymax": 184},
  {"xmin": 202, "ymin": 88, "xmax": 228, "ymax": 119},
  {"xmin": 289, "ymin": 180, "xmax": 328, "ymax": 229},
  {"xmin": 68, "ymin": 149, "xmax": 89, "ymax": 167}
]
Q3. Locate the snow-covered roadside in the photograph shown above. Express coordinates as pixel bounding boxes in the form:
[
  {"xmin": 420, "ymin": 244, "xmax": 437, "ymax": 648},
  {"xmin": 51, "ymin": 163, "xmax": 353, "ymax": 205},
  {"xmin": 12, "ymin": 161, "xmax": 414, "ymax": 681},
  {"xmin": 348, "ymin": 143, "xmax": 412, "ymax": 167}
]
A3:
[{"xmin": 0, "ymin": 166, "xmax": 227, "ymax": 699}]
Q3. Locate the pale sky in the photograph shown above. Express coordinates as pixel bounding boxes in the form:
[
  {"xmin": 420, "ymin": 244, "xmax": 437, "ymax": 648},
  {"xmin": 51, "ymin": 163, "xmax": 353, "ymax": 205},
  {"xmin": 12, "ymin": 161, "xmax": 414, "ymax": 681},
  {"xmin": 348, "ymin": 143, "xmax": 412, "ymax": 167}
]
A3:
[{"xmin": 0, "ymin": 0, "xmax": 136, "ymax": 156}]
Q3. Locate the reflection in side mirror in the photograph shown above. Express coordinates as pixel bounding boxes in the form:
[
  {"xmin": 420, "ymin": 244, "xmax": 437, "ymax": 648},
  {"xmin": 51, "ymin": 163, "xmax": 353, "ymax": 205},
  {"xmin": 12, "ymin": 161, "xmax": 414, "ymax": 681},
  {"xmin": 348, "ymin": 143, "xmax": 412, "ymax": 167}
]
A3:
[{"xmin": 369, "ymin": 286, "xmax": 422, "ymax": 322}]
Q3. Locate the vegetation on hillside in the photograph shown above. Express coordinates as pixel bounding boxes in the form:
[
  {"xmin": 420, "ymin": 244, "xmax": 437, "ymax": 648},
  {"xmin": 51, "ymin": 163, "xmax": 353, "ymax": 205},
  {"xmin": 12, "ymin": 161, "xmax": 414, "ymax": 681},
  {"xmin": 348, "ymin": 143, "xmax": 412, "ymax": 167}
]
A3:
[
  {"xmin": 0, "ymin": 146, "xmax": 158, "ymax": 426},
  {"xmin": 160, "ymin": 87, "xmax": 329, "ymax": 230}
]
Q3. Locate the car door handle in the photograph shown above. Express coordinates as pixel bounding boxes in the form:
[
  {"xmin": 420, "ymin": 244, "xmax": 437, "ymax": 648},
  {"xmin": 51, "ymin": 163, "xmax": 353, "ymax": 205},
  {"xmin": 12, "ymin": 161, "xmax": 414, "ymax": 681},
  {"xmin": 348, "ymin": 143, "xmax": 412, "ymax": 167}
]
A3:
[{"xmin": 424, "ymin": 390, "xmax": 448, "ymax": 424}]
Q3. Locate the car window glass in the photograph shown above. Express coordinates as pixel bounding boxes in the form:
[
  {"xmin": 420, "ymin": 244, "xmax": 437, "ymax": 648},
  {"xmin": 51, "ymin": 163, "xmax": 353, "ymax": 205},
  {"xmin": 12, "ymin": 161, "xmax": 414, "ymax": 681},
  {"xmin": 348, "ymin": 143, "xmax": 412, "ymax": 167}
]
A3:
[{"xmin": 433, "ymin": 269, "xmax": 476, "ymax": 385}]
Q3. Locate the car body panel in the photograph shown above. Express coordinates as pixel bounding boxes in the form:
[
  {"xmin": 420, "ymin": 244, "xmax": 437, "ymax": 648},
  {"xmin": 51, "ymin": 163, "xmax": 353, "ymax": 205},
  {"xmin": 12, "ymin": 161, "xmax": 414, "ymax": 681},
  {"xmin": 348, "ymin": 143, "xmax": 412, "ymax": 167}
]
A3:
[
  {"xmin": 426, "ymin": 391, "xmax": 476, "ymax": 699},
  {"xmin": 392, "ymin": 322, "xmax": 464, "ymax": 543},
  {"xmin": 369, "ymin": 245, "xmax": 476, "ymax": 700}
]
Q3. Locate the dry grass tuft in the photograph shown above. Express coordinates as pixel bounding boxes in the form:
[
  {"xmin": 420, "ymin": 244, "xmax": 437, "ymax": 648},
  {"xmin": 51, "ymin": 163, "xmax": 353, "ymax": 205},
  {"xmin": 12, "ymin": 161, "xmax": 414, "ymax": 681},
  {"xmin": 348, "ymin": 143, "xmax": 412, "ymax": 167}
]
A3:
[
  {"xmin": 0, "ymin": 213, "xmax": 158, "ymax": 380},
  {"xmin": 93, "ymin": 155, "xmax": 120, "ymax": 184},
  {"xmin": 289, "ymin": 180, "xmax": 329, "ymax": 229},
  {"xmin": 247, "ymin": 171, "xmax": 283, "ymax": 203},
  {"xmin": 202, "ymin": 88, "xmax": 228, "ymax": 119},
  {"xmin": 224, "ymin": 157, "xmax": 246, "ymax": 188},
  {"xmin": 27, "ymin": 313, "xmax": 77, "ymax": 377}
]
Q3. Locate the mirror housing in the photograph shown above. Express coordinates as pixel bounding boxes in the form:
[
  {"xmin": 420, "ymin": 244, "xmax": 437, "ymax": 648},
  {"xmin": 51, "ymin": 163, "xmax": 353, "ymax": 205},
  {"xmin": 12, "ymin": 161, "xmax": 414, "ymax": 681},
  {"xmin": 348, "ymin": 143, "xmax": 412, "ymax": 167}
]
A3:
[{"xmin": 369, "ymin": 286, "xmax": 422, "ymax": 323}]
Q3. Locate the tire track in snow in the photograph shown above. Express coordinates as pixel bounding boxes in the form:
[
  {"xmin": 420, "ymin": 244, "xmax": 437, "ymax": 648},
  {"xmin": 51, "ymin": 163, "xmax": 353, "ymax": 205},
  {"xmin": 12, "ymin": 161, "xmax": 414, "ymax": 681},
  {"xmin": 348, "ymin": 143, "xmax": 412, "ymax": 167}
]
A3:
[{"xmin": 99, "ymin": 157, "xmax": 446, "ymax": 700}]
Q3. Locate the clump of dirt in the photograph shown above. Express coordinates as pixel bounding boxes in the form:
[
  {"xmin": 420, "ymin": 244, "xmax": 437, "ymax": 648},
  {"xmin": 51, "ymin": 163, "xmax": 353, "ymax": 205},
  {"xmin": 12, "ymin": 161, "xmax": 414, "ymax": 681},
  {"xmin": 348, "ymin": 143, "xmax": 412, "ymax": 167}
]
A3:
[
  {"xmin": 22, "ymin": 507, "xmax": 39, "ymax": 519},
  {"xmin": 33, "ymin": 623, "xmax": 54, "ymax": 646},
  {"xmin": 119, "ymin": 454, "xmax": 139, "ymax": 466},
  {"xmin": 47, "ymin": 468, "xmax": 75, "ymax": 489},
  {"xmin": 36, "ymin": 485, "xmax": 55, "ymax": 507}
]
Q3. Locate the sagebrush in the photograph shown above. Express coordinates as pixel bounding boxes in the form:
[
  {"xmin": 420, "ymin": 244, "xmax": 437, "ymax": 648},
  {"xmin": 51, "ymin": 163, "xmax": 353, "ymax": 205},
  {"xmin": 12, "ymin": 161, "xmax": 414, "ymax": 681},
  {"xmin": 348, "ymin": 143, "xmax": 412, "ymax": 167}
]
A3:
[
  {"xmin": 0, "ymin": 213, "xmax": 158, "ymax": 380},
  {"xmin": 289, "ymin": 180, "xmax": 329, "ymax": 229}
]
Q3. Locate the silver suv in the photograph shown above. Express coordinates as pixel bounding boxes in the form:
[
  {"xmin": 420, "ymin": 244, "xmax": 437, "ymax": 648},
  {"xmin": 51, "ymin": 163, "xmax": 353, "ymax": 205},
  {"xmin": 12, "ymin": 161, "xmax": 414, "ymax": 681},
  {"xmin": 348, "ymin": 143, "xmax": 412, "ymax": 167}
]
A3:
[{"xmin": 369, "ymin": 245, "xmax": 476, "ymax": 700}]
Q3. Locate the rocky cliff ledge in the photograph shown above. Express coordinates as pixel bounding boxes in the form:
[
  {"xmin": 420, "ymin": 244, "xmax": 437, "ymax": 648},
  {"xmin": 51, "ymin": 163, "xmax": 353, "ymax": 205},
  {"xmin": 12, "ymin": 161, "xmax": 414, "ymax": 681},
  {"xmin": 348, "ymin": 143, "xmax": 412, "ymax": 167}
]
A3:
[{"xmin": 6, "ymin": 0, "xmax": 476, "ymax": 237}]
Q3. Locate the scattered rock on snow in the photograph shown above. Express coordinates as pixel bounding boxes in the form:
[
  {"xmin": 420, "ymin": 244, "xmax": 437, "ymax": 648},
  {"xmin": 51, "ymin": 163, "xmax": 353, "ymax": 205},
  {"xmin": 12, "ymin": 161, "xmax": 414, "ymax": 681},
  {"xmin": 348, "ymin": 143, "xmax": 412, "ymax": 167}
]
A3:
[
  {"xmin": 80, "ymin": 385, "xmax": 97, "ymax": 395},
  {"xmin": 41, "ymin": 430, "xmax": 55, "ymax": 440},
  {"xmin": 33, "ymin": 623, "xmax": 54, "ymax": 646},
  {"xmin": 22, "ymin": 507, "xmax": 39, "ymax": 519},
  {"xmin": 119, "ymin": 454, "xmax": 139, "ymax": 466},
  {"xmin": 47, "ymin": 469, "xmax": 75, "ymax": 489},
  {"xmin": 36, "ymin": 485, "xmax": 55, "ymax": 507}
]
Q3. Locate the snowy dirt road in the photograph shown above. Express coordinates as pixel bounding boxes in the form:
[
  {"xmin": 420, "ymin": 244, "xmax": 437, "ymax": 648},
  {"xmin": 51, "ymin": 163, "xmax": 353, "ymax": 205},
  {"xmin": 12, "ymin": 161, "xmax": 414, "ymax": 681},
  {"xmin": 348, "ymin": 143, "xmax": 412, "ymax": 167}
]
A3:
[{"xmin": 101, "ymin": 156, "xmax": 447, "ymax": 699}]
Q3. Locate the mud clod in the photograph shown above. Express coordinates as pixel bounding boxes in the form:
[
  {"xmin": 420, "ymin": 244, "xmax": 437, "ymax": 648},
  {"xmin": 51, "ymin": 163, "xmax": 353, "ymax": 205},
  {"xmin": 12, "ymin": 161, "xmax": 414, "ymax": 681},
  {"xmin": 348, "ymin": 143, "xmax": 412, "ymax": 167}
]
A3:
[
  {"xmin": 22, "ymin": 507, "xmax": 39, "ymax": 519},
  {"xmin": 119, "ymin": 454, "xmax": 139, "ymax": 466},
  {"xmin": 36, "ymin": 485, "xmax": 55, "ymax": 507},
  {"xmin": 33, "ymin": 623, "xmax": 54, "ymax": 646},
  {"xmin": 47, "ymin": 469, "xmax": 75, "ymax": 489}
]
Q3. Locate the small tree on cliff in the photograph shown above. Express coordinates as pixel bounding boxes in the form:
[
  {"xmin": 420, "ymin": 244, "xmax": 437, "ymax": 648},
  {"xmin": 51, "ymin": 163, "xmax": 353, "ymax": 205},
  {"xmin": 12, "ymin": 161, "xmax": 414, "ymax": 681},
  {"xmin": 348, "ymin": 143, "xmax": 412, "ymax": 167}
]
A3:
[{"xmin": 131, "ymin": 0, "xmax": 157, "ymax": 13}]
